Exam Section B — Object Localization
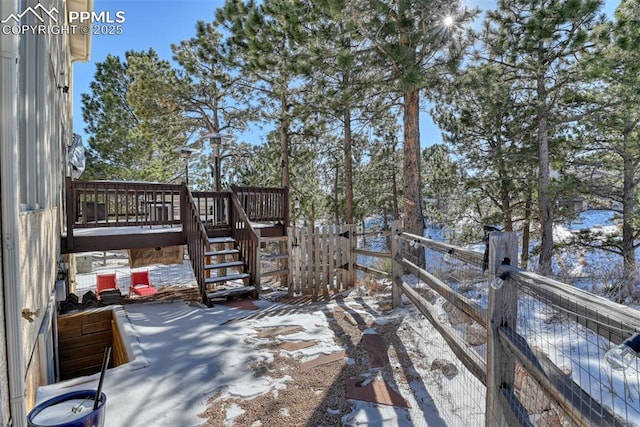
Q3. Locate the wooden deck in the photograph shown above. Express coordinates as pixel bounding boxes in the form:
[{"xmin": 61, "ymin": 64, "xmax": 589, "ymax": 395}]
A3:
[
  {"xmin": 61, "ymin": 226, "xmax": 185, "ymax": 253},
  {"xmin": 62, "ymin": 179, "xmax": 290, "ymax": 305},
  {"xmin": 63, "ymin": 178, "xmax": 288, "ymax": 254}
]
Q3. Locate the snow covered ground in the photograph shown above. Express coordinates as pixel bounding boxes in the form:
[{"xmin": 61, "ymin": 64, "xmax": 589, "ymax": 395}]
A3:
[
  {"xmin": 33, "ymin": 210, "xmax": 639, "ymax": 426},
  {"xmin": 36, "ymin": 288, "xmax": 485, "ymax": 426}
]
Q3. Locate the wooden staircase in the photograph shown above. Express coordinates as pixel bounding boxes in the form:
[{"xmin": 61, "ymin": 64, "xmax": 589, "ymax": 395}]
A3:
[
  {"xmin": 181, "ymin": 184, "xmax": 290, "ymax": 307},
  {"xmin": 203, "ymin": 237, "xmax": 254, "ymax": 304},
  {"xmin": 202, "ymin": 234, "xmax": 291, "ymax": 304}
]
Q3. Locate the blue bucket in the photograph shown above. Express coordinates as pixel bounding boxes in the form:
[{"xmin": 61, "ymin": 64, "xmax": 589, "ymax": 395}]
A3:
[{"xmin": 27, "ymin": 390, "xmax": 106, "ymax": 427}]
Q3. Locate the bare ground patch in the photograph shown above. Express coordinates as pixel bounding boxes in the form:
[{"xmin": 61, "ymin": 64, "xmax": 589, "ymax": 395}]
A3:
[{"xmin": 198, "ymin": 305, "xmax": 378, "ymax": 426}]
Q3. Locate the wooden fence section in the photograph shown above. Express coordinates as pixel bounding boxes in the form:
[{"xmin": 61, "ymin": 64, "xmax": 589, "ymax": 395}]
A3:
[
  {"xmin": 289, "ymin": 225, "xmax": 355, "ymax": 296},
  {"xmin": 391, "ymin": 220, "xmax": 640, "ymax": 427}
]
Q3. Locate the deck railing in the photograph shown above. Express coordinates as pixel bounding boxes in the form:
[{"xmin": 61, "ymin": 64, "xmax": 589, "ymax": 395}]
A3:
[
  {"xmin": 66, "ymin": 179, "xmax": 289, "ymax": 233},
  {"xmin": 231, "ymin": 185, "xmax": 289, "ymax": 225},
  {"xmin": 191, "ymin": 191, "xmax": 231, "ymax": 228},
  {"xmin": 229, "ymin": 190, "xmax": 261, "ymax": 289},
  {"xmin": 66, "ymin": 178, "xmax": 182, "ymax": 229},
  {"xmin": 180, "ymin": 184, "xmax": 210, "ymax": 304}
]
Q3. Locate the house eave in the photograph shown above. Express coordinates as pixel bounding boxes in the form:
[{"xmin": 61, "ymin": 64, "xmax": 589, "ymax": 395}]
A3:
[{"xmin": 66, "ymin": 0, "xmax": 93, "ymax": 62}]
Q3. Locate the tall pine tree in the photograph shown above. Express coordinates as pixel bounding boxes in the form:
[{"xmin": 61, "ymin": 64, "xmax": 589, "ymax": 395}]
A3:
[{"xmin": 482, "ymin": 0, "xmax": 605, "ymax": 274}]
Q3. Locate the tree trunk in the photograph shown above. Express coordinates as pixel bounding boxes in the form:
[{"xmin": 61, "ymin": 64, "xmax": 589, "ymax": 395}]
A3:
[
  {"xmin": 521, "ymin": 191, "xmax": 532, "ymax": 269},
  {"xmin": 334, "ymin": 163, "xmax": 340, "ymax": 224},
  {"xmin": 392, "ymin": 138, "xmax": 399, "ymax": 220},
  {"xmin": 621, "ymin": 130, "xmax": 637, "ymax": 297},
  {"xmin": 310, "ymin": 201, "xmax": 316, "ymax": 230},
  {"xmin": 537, "ymin": 77, "xmax": 553, "ymax": 276},
  {"xmin": 280, "ymin": 96, "xmax": 290, "ymax": 188},
  {"xmin": 500, "ymin": 181, "xmax": 513, "ymax": 232},
  {"xmin": 403, "ymin": 88, "xmax": 424, "ymax": 263},
  {"xmin": 344, "ymin": 108, "xmax": 354, "ymax": 224}
]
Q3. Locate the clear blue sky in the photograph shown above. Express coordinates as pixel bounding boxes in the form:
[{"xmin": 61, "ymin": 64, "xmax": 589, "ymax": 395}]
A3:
[{"xmin": 72, "ymin": 0, "xmax": 620, "ymax": 148}]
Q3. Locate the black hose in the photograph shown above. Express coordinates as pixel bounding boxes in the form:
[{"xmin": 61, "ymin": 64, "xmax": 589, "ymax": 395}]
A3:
[{"xmin": 94, "ymin": 346, "xmax": 112, "ymax": 410}]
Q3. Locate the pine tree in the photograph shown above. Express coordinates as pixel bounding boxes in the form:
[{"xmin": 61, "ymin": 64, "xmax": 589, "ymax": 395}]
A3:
[
  {"xmin": 432, "ymin": 62, "xmax": 538, "ymax": 259},
  {"xmin": 481, "ymin": 0, "xmax": 605, "ymax": 274},
  {"xmin": 343, "ymin": 0, "xmax": 478, "ymax": 258},
  {"xmin": 81, "ymin": 50, "xmax": 185, "ymax": 182},
  {"xmin": 216, "ymin": 0, "xmax": 309, "ymax": 189},
  {"xmin": 574, "ymin": 0, "xmax": 640, "ymax": 300}
]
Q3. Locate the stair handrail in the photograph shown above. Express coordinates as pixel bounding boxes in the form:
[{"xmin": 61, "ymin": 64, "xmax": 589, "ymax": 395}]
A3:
[
  {"xmin": 228, "ymin": 190, "xmax": 261, "ymax": 291},
  {"xmin": 180, "ymin": 184, "xmax": 210, "ymax": 304}
]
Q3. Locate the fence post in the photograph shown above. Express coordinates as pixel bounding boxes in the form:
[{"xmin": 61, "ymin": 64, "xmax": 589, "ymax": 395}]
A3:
[
  {"xmin": 348, "ymin": 224, "xmax": 356, "ymax": 287},
  {"xmin": 485, "ymin": 231, "xmax": 519, "ymax": 427},
  {"xmin": 391, "ymin": 220, "xmax": 403, "ymax": 308}
]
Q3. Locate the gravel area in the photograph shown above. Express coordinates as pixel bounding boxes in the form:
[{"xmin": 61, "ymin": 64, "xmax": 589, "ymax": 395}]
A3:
[
  {"xmin": 196, "ymin": 294, "xmax": 418, "ymax": 427},
  {"xmin": 126, "ymin": 286, "xmax": 421, "ymax": 426}
]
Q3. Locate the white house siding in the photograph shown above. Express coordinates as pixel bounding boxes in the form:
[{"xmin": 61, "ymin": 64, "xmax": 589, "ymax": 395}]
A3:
[
  {"xmin": 0, "ymin": 0, "xmax": 20, "ymax": 422},
  {"xmin": 0, "ymin": 0, "xmax": 89, "ymax": 422},
  {"xmin": 19, "ymin": 209, "xmax": 61, "ymax": 409},
  {"xmin": 0, "ymin": 236, "xmax": 7, "ymax": 427},
  {"xmin": 16, "ymin": 0, "xmax": 73, "ymax": 412}
]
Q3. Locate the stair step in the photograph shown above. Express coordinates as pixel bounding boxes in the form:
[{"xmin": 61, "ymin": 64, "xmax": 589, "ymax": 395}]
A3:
[
  {"xmin": 204, "ymin": 249, "xmax": 239, "ymax": 257},
  {"xmin": 261, "ymin": 253, "xmax": 289, "ymax": 261},
  {"xmin": 205, "ymin": 261, "xmax": 244, "ymax": 270},
  {"xmin": 205, "ymin": 273, "xmax": 250, "ymax": 285},
  {"xmin": 206, "ymin": 286, "xmax": 256, "ymax": 301},
  {"xmin": 208, "ymin": 237, "xmax": 236, "ymax": 244},
  {"xmin": 261, "ymin": 268, "xmax": 289, "ymax": 278}
]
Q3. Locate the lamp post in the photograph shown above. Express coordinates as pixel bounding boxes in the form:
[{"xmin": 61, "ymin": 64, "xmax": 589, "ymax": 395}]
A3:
[
  {"xmin": 177, "ymin": 146, "xmax": 197, "ymax": 186},
  {"xmin": 208, "ymin": 133, "xmax": 223, "ymax": 192},
  {"xmin": 291, "ymin": 195, "xmax": 301, "ymax": 248},
  {"xmin": 205, "ymin": 133, "xmax": 234, "ymax": 224},
  {"xmin": 205, "ymin": 133, "xmax": 234, "ymax": 192}
]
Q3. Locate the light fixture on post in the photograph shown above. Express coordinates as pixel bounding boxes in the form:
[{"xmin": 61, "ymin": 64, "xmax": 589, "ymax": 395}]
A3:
[
  {"xmin": 292, "ymin": 196, "xmax": 301, "ymax": 247},
  {"xmin": 491, "ymin": 271, "xmax": 509, "ymax": 290},
  {"xmin": 176, "ymin": 146, "xmax": 197, "ymax": 186},
  {"xmin": 606, "ymin": 332, "xmax": 640, "ymax": 371},
  {"xmin": 205, "ymin": 133, "xmax": 234, "ymax": 192},
  {"xmin": 491, "ymin": 258, "xmax": 512, "ymax": 290},
  {"xmin": 206, "ymin": 133, "xmax": 223, "ymax": 192},
  {"xmin": 443, "ymin": 248, "xmax": 454, "ymax": 263},
  {"xmin": 393, "ymin": 227, "xmax": 403, "ymax": 240},
  {"xmin": 205, "ymin": 133, "xmax": 233, "ymax": 225}
]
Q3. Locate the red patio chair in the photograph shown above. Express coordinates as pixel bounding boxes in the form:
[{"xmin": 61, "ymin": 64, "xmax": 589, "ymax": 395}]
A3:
[
  {"xmin": 96, "ymin": 273, "xmax": 119, "ymax": 300},
  {"xmin": 129, "ymin": 271, "xmax": 158, "ymax": 297}
]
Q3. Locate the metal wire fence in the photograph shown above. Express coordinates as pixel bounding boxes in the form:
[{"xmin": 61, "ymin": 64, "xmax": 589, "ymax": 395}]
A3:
[
  {"xmin": 513, "ymin": 274, "xmax": 640, "ymax": 426},
  {"xmin": 72, "ymin": 249, "xmax": 196, "ymax": 299},
  {"xmin": 391, "ymin": 224, "xmax": 640, "ymax": 427},
  {"xmin": 398, "ymin": 236, "xmax": 488, "ymax": 426}
]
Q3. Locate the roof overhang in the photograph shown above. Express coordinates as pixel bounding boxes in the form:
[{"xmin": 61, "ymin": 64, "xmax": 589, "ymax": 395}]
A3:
[{"xmin": 66, "ymin": 0, "xmax": 93, "ymax": 62}]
